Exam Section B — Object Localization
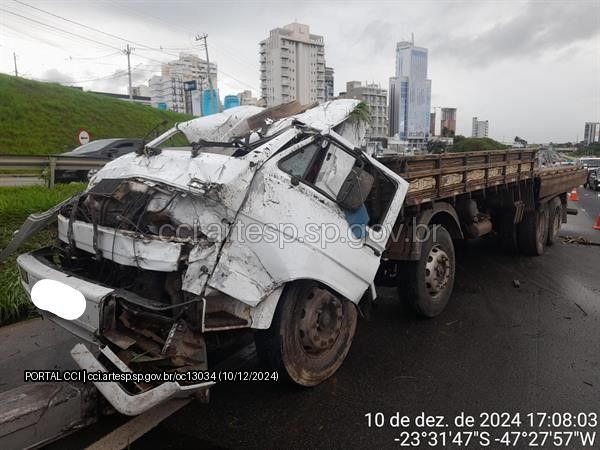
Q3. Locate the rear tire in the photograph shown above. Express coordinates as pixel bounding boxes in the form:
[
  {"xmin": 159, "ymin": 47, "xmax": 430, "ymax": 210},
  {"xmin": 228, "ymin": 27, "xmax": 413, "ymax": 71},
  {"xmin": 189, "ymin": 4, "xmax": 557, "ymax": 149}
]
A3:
[
  {"xmin": 546, "ymin": 198, "xmax": 562, "ymax": 246},
  {"xmin": 401, "ymin": 225, "xmax": 455, "ymax": 318},
  {"xmin": 255, "ymin": 282, "xmax": 358, "ymax": 387},
  {"xmin": 517, "ymin": 207, "xmax": 548, "ymax": 256}
]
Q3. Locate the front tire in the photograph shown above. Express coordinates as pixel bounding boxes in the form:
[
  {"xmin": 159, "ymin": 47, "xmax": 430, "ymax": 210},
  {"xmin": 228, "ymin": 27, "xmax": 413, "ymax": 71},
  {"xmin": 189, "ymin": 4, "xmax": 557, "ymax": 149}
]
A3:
[
  {"xmin": 401, "ymin": 225, "xmax": 455, "ymax": 318},
  {"xmin": 255, "ymin": 282, "xmax": 358, "ymax": 387}
]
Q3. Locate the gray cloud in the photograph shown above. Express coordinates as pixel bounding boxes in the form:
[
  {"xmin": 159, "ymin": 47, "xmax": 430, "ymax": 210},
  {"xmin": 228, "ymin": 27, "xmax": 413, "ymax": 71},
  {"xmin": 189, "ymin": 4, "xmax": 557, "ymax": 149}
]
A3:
[
  {"xmin": 432, "ymin": 1, "xmax": 600, "ymax": 67},
  {"xmin": 41, "ymin": 68, "xmax": 75, "ymax": 84},
  {"xmin": 4, "ymin": 0, "xmax": 599, "ymax": 142}
]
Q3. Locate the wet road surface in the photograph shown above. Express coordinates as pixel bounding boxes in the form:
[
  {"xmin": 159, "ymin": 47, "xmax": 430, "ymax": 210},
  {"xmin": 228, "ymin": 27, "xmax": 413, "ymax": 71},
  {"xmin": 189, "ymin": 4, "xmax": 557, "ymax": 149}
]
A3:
[
  {"xmin": 39, "ymin": 185, "xmax": 600, "ymax": 449},
  {"xmin": 52, "ymin": 231, "xmax": 600, "ymax": 449}
]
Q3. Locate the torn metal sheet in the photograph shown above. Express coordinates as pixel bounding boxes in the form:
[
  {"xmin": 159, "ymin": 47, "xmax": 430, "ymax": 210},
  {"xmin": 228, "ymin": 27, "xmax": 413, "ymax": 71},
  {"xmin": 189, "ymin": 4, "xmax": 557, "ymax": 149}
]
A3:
[
  {"xmin": 171, "ymin": 105, "xmax": 263, "ymax": 144},
  {"xmin": 0, "ymin": 195, "xmax": 77, "ymax": 263}
]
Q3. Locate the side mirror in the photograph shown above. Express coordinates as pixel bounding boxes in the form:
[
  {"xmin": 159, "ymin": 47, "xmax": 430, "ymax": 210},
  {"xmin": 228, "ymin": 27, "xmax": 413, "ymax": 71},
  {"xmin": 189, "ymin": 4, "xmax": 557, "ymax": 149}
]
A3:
[{"xmin": 336, "ymin": 167, "xmax": 374, "ymax": 211}]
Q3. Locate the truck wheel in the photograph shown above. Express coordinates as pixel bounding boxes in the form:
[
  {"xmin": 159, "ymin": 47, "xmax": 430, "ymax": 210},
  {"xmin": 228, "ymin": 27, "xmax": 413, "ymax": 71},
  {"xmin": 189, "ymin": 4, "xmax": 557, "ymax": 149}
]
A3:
[
  {"xmin": 402, "ymin": 225, "xmax": 455, "ymax": 318},
  {"xmin": 255, "ymin": 282, "xmax": 357, "ymax": 387},
  {"xmin": 517, "ymin": 207, "xmax": 548, "ymax": 256},
  {"xmin": 547, "ymin": 198, "xmax": 562, "ymax": 246}
]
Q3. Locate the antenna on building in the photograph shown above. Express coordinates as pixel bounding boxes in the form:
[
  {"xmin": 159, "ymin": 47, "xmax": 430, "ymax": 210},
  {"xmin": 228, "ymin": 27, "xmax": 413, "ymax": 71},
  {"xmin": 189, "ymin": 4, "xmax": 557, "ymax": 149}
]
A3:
[{"xmin": 411, "ymin": 32, "xmax": 414, "ymax": 45}]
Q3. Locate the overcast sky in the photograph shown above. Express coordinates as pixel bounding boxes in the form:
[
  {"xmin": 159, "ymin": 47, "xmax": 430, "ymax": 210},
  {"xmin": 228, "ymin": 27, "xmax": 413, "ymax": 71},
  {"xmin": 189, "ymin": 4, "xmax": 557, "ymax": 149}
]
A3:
[{"xmin": 1, "ymin": 0, "xmax": 599, "ymax": 142}]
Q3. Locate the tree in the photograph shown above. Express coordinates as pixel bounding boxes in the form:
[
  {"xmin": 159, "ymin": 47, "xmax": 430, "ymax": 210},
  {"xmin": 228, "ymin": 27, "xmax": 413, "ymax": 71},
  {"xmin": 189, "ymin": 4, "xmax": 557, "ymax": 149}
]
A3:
[
  {"xmin": 441, "ymin": 126, "xmax": 455, "ymax": 137},
  {"xmin": 427, "ymin": 140, "xmax": 447, "ymax": 154}
]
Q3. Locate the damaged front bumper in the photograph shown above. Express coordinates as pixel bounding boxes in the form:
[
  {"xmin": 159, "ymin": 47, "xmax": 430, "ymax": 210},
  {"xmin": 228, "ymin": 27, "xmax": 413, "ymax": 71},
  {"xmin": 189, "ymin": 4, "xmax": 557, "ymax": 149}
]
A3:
[
  {"xmin": 70, "ymin": 344, "xmax": 214, "ymax": 416},
  {"xmin": 17, "ymin": 250, "xmax": 111, "ymax": 344},
  {"xmin": 16, "ymin": 249, "xmax": 219, "ymax": 415}
]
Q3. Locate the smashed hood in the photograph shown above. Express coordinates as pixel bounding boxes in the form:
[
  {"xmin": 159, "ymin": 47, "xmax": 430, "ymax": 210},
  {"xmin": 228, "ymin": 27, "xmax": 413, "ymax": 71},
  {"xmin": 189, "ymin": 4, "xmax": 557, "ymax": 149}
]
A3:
[{"xmin": 176, "ymin": 105, "xmax": 264, "ymax": 143}]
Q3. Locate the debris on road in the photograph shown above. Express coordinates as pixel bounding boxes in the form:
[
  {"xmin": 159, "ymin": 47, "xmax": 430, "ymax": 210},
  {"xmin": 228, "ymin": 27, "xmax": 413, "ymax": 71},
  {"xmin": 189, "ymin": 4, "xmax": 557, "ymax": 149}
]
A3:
[
  {"xmin": 574, "ymin": 302, "xmax": 588, "ymax": 317},
  {"xmin": 513, "ymin": 279, "xmax": 520, "ymax": 288},
  {"xmin": 560, "ymin": 235, "xmax": 600, "ymax": 246}
]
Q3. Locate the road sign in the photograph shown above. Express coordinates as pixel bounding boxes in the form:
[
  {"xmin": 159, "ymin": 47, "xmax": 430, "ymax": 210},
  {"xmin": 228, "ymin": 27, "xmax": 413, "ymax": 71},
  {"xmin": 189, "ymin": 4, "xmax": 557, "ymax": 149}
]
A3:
[
  {"xmin": 77, "ymin": 129, "xmax": 91, "ymax": 145},
  {"xmin": 184, "ymin": 80, "xmax": 197, "ymax": 92}
]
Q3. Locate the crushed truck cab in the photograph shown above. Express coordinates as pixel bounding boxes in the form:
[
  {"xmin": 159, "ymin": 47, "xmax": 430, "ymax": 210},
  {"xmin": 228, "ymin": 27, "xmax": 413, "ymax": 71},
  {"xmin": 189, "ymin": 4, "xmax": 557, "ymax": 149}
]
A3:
[{"xmin": 12, "ymin": 100, "xmax": 408, "ymax": 414}]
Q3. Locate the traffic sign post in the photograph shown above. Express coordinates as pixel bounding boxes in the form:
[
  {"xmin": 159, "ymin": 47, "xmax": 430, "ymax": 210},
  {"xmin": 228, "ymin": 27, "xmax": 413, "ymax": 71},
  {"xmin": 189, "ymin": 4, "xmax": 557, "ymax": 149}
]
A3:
[{"xmin": 77, "ymin": 129, "xmax": 91, "ymax": 146}]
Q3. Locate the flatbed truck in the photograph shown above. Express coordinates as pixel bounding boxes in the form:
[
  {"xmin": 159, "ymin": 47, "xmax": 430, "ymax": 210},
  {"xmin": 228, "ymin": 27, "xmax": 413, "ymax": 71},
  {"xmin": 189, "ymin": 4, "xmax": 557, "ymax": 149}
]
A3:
[{"xmin": 4, "ymin": 100, "xmax": 587, "ymax": 415}]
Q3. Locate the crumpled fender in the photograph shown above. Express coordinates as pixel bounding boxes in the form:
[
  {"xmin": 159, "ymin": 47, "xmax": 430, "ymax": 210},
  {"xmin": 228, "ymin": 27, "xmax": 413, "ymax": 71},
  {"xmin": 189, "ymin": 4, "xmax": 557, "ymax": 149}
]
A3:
[{"xmin": 0, "ymin": 195, "xmax": 78, "ymax": 264}]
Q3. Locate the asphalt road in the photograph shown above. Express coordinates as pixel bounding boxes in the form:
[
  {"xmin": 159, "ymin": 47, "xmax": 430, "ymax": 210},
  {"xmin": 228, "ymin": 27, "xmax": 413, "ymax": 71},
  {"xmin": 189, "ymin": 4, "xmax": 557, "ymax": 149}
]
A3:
[
  {"xmin": 577, "ymin": 185, "xmax": 600, "ymax": 225},
  {"xmin": 49, "ymin": 207, "xmax": 600, "ymax": 449}
]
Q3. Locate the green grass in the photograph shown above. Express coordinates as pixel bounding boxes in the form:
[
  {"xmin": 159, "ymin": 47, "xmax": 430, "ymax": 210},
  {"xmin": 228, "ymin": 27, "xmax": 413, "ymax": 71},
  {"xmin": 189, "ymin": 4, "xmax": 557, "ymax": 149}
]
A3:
[
  {"xmin": 0, "ymin": 73, "xmax": 192, "ymax": 155},
  {"xmin": 0, "ymin": 183, "xmax": 85, "ymax": 325},
  {"xmin": 452, "ymin": 135, "xmax": 509, "ymax": 152}
]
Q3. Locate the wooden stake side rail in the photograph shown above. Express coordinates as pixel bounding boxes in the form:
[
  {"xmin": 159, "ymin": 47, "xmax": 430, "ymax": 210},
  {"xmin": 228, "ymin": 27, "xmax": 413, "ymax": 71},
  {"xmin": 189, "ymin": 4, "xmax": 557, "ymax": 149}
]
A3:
[{"xmin": 378, "ymin": 149, "xmax": 539, "ymax": 206}]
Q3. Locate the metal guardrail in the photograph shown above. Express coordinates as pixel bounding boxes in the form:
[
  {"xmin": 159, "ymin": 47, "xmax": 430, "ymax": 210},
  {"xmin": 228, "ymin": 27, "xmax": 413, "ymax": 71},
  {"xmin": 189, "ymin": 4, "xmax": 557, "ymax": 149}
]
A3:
[{"xmin": 0, "ymin": 154, "xmax": 108, "ymax": 188}]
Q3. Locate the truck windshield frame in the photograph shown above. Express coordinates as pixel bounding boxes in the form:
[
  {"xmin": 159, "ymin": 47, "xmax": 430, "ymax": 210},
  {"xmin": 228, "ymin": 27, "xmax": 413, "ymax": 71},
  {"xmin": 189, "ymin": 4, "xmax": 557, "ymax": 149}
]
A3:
[{"xmin": 277, "ymin": 137, "xmax": 397, "ymax": 230}]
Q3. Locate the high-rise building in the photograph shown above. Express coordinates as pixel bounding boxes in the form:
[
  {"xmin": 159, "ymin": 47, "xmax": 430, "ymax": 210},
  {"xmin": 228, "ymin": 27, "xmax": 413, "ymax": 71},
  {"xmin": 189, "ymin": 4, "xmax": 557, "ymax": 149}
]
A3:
[
  {"xmin": 472, "ymin": 117, "xmax": 489, "ymax": 138},
  {"xmin": 324, "ymin": 67, "xmax": 334, "ymax": 101},
  {"xmin": 440, "ymin": 108, "xmax": 457, "ymax": 136},
  {"xmin": 259, "ymin": 23, "xmax": 326, "ymax": 107},
  {"xmin": 237, "ymin": 90, "xmax": 258, "ymax": 106},
  {"xmin": 430, "ymin": 112, "xmax": 436, "ymax": 136},
  {"xmin": 583, "ymin": 122, "xmax": 600, "ymax": 144},
  {"xmin": 388, "ymin": 40, "xmax": 432, "ymax": 147},
  {"xmin": 339, "ymin": 81, "xmax": 388, "ymax": 139},
  {"xmin": 149, "ymin": 53, "xmax": 218, "ymax": 115}
]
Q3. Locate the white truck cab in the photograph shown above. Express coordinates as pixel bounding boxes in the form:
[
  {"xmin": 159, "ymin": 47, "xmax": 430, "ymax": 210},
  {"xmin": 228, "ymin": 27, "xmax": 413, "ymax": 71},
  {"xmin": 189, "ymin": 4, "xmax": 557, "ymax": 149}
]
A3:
[{"xmin": 10, "ymin": 100, "xmax": 408, "ymax": 414}]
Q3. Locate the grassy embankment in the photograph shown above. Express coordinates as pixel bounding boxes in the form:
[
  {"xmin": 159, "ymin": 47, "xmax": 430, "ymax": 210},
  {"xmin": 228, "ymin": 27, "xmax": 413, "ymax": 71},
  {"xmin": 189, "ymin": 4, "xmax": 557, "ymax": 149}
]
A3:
[
  {"xmin": 0, "ymin": 74, "xmax": 192, "ymax": 324},
  {"xmin": 0, "ymin": 184, "xmax": 85, "ymax": 325},
  {"xmin": 0, "ymin": 73, "xmax": 192, "ymax": 155}
]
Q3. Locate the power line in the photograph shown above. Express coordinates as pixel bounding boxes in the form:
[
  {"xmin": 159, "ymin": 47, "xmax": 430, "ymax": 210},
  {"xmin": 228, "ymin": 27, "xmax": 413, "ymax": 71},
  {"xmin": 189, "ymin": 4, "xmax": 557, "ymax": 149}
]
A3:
[
  {"xmin": 12, "ymin": 0, "xmax": 180, "ymax": 59},
  {"xmin": 67, "ymin": 51, "xmax": 123, "ymax": 60},
  {"xmin": 105, "ymin": 0, "xmax": 259, "ymax": 91},
  {"xmin": 6, "ymin": 1, "xmax": 258, "ymax": 91},
  {"xmin": 0, "ymin": 8, "xmax": 122, "ymax": 51}
]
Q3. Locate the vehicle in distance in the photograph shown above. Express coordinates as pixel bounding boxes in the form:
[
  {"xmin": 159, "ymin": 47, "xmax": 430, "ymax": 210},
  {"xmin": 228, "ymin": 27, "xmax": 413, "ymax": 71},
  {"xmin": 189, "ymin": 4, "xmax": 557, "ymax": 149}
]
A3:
[
  {"xmin": 586, "ymin": 167, "xmax": 599, "ymax": 191},
  {"xmin": 55, "ymin": 138, "xmax": 142, "ymax": 182}
]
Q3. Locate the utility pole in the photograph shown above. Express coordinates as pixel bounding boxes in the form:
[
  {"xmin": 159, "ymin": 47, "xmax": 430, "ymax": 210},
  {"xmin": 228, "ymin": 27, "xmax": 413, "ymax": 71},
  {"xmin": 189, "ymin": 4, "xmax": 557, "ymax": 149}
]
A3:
[
  {"xmin": 13, "ymin": 52, "xmax": 18, "ymax": 77},
  {"xmin": 124, "ymin": 44, "xmax": 133, "ymax": 100},
  {"xmin": 195, "ymin": 33, "xmax": 219, "ymax": 113}
]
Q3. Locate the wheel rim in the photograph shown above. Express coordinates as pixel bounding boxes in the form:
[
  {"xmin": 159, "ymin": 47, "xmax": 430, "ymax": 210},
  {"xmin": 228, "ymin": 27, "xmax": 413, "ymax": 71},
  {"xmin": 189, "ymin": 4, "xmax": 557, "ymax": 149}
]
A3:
[
  {"xmin": 424, "ymin": 244, "xmax": 451, "ymax": 298},
  {"xmin": 297, "ymin": 287, "xmax": 344, "ymax": 355}
]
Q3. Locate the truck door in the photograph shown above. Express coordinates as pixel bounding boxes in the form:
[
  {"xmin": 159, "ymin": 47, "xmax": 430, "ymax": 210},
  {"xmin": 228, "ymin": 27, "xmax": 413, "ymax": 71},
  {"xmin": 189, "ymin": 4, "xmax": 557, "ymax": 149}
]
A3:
[{"xmin": 208, "ymin": 132, "xmax": 408, "ymax": 306}]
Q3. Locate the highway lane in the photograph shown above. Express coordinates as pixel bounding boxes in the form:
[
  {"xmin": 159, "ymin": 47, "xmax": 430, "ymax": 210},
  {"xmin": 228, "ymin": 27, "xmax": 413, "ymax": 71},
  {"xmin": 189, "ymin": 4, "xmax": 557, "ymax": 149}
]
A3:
[{"xmin": 49, "ymin": 199, "xmax": 600, "ymax": 449}]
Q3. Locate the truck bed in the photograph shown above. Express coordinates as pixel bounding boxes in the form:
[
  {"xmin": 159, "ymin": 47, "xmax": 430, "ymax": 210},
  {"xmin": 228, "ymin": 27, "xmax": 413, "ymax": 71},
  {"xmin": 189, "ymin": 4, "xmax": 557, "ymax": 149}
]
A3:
[{"xmin": 377, "ymin": 149, "xmax": 586, "ymax": 206}]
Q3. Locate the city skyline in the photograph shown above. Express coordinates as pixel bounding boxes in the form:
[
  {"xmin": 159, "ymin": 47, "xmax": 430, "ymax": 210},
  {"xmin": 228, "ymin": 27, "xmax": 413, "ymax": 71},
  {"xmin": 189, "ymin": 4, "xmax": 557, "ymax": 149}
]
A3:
[{"xmin": 1, "ymin": 0, "xmax": 599, "ymax": 141}]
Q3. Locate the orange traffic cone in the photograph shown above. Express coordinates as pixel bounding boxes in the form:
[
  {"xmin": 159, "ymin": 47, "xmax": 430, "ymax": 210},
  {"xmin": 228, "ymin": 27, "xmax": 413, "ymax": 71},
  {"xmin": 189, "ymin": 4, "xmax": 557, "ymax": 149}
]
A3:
[
  {"xmin": 568, "ymin": 188, "xmax": 579, "ymax": 201},
  {"xmin": 594, "ymin": 215, "xmax": 600, "ymax": 231}
]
